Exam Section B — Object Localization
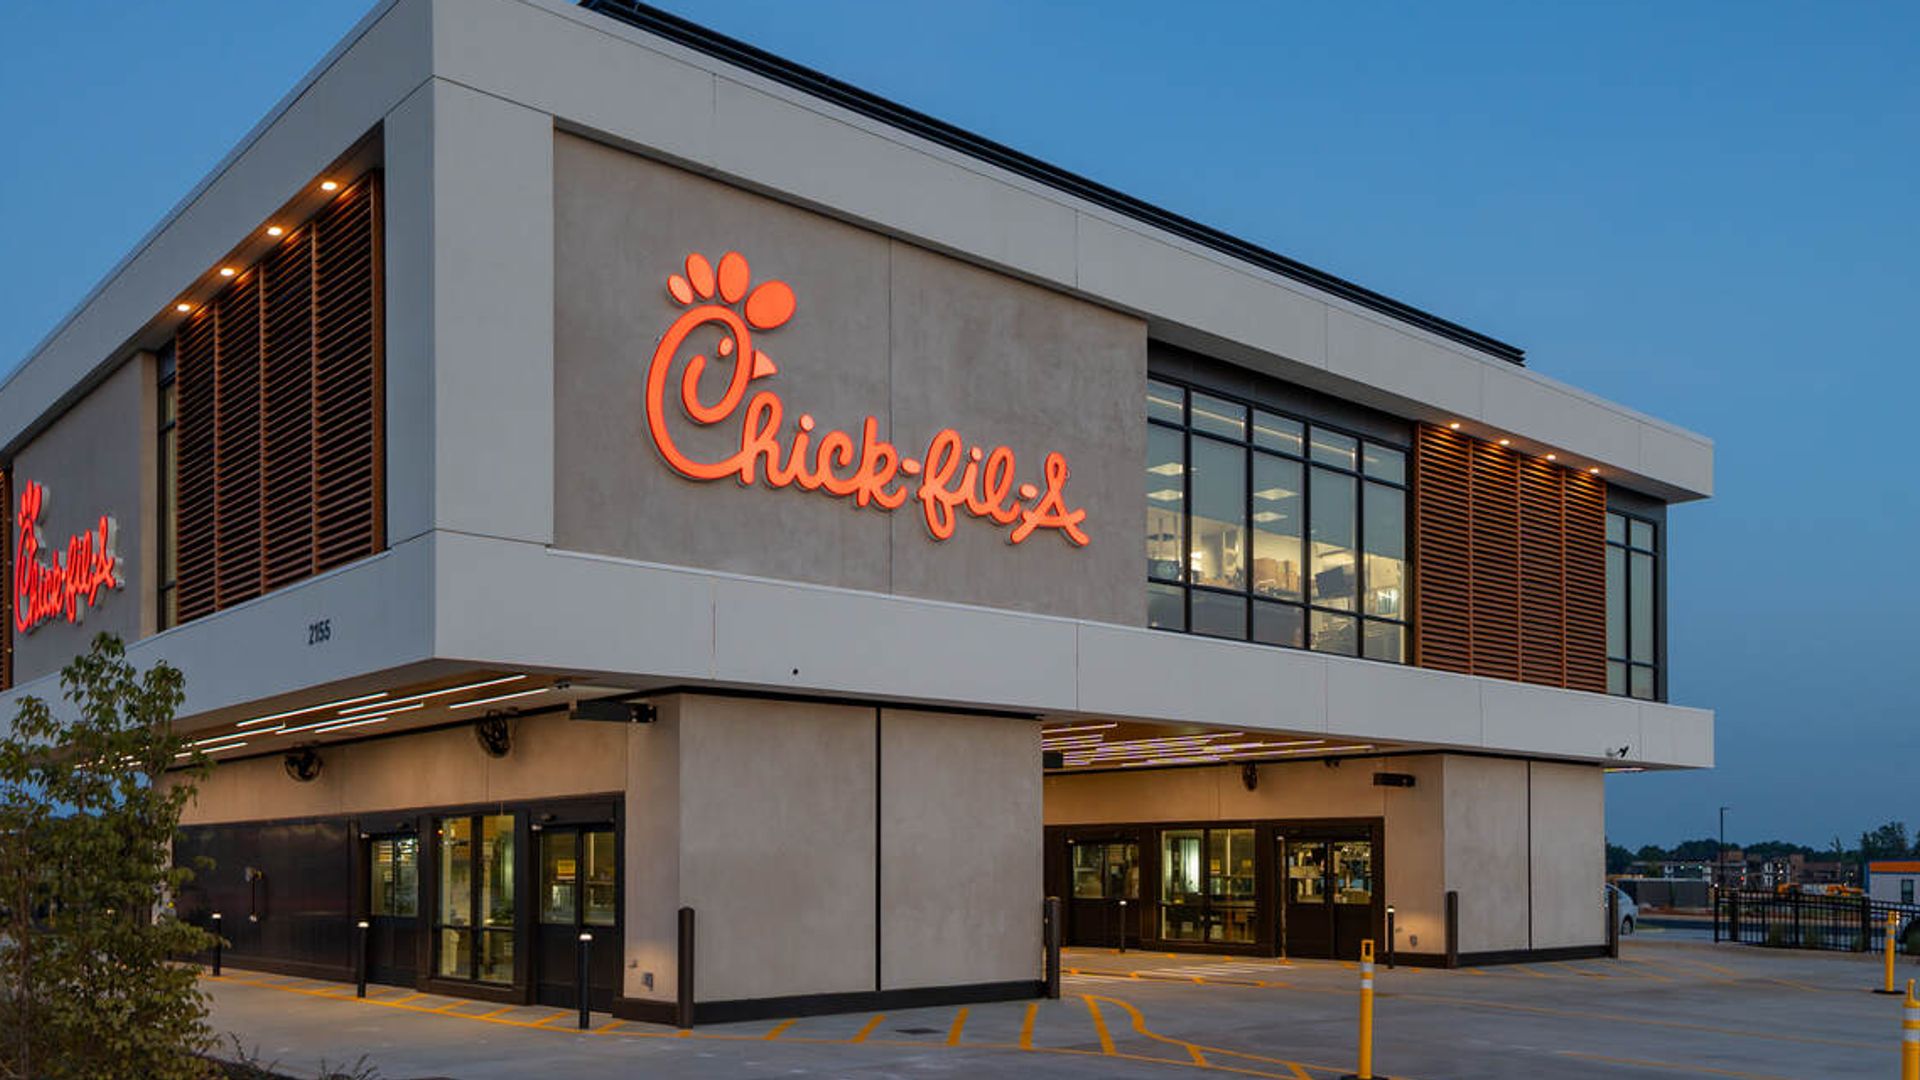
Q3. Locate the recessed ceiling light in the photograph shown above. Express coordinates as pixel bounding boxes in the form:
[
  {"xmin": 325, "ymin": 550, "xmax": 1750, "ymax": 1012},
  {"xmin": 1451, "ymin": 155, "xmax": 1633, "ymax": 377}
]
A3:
[
  {"xmin": 1589, "ymin": 467, "xmax": 1601, "ymax": 475},
  {"xmin": 175, "ymin": 302, "xmax": 192, "ymax": 312},
  {"xmin": 320, "ymin": 180, "xmax": 339, "ymax": 192},
  {"xmin": 1545, "ymin": 453, "xmax": 1557, "ymax": 461},
  {"xmin": 219, "ymin": 267, "xmax": 236, "ymax": 277},
  {"xmin": 266, "ymin": 226, "xmax": 284, "ymax": 237},
  {"xmin": 1447, "ymin": 422, "xmax": 1461, "ymax": 430},
  {"xmin": 1498, "ymin": 438, "xmax": 1511, "ymax": 447}
]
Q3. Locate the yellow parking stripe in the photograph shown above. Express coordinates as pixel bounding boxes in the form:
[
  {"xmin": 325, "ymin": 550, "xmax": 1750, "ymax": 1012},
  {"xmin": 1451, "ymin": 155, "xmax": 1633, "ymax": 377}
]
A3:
[
  {"xmin": 851, "ymin": 1014, "xmax": 885, "ymax": 1043},
  {"xmin": 1018, "ymin": 1003, "xmax": 1037, "ymax": 1050},
  {"xmin": 1082, "ymin": 996, "xmax": 1117, "ymax": 1055},
  {"xmin": 764, "ymin": 1019, "xmax": 796, "ymax": 1040},
  {"xmin": 946, "ymin": 1007, "xmax": 969, "ymax": 1046}
]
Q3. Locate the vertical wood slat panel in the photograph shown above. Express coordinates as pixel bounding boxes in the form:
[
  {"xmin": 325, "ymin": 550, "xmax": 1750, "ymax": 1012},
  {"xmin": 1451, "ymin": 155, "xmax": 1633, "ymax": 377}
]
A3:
[
  {"xmin": 174, "ymin": 305, "xmax": 220, "ymax": 623},
  {"xmin": 1, "ymin": 469, "xmax": 10, "ymax": 690},
  {"xmin": 1413, "ymin": 424, "xmax": 1610, "ymax": 692},
  {"xmin": 311, "ymin": 176, "xmax": 381, "ymax": 572},
  {"xmin": 1412, "ymin": 427, "xmax": 1474, "ymax": 674},
  {"xmin": 1563, "ymin": 471, "xmax": 1609, "ymax": 692},
  {"xmin": 167, "ymin": 172, "xmax": 382, "ymax": 627}
]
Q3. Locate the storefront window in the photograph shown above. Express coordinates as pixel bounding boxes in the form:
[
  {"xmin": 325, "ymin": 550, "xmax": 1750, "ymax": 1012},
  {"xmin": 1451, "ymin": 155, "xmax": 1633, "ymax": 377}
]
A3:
[
  {"xmin": 436, "ymin": 813, "xmax": 515, "ymax": 984},
  {"xmin": 1160, "ymin": 829, "xmax": 1206, "ymax": 941},
  {"xmin": 584, "ymin": 830, "xmax": 617, "ymax": 927},
  {"xmin": 1072, "ymin": 841, "xmax": 1140, "ymax": 899},
  {"xmin": 540, "ymin": 832, "xmax": 578, "ymax": 924},
  {"xmin": 1209, "ymin": 828, "xmax": 1256, "ymax": 943},
  {"xmin": 1289, "ymin": 843, "xmax": 1327, "ymax": 903},
  {"xmin": 1332, "ymin": 841, "xmax": 1373, "ymax": 905},
  {"xmin": 1146, "ymin": 377, "xmax": 1408, "ymax": 659},
  {"xmin": 370, "ymin": 837, "xmax": 418, "ymax": 918},
  {"xmin": 1606, "ymin": 512, "xmax": 1659, "ymax": 699},
  {"xmin": 1160, "ymin": 827, "xmax": 1254, "ymax": 943}
]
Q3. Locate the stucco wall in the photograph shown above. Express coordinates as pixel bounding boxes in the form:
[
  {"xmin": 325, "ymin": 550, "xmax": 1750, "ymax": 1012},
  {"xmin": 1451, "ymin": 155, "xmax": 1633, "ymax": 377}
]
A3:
[
  {"xmin": 879, "ymin": 709, "xmax": 1040, "ymax": 989},
  {"xmin": 673, "ymin": 696, "xmax": 878, "ymax": 1003},
  {"xmin": 551, "ymin": 132, "xmax": 1146, "ymax": 626},
  {"xmin": 11, "ymin": 355, "xmax": 150, "ymax": 682},
  {"xmin": 1528, "ymin": 761, "xmax": 1604, "ymax": 948},
  {"xmin": 178, "ymin": 712, "xmax": 629, "ymax": 824},
  {"xmin": 1441, "ymin": 755, "xmax": 1530, "ymax": 954}
]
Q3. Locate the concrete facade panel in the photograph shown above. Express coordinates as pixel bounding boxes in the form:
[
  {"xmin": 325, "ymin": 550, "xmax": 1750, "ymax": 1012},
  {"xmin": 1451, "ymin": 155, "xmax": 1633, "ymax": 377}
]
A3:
[
  {"xmin": 428, "ymin": 82, "xmax": 555, "ymax": 544},
  {"xmin": 1480, "ymin": 680, "xmax": 1641, "ymax": 763},
  {"xmin": 1443, "ymin": 755, "xmax": 1530, "ymax": 953},
  {"xmin": 1075, "ymin": 622, "xmax": 1329, "ymax": 733},
  {"xmin": 1324, "ymin": 307, "xmax": 1484, "ymax": 421},
  {"xmin": 879, "ymin": 710, "xmax": 1040, "ymax": 990},
  {"xmin": 10, "ymin": 358, "xmax": 147, "ymax": 682},
  {"xmin": 382, "ymin": 84, "xmax": 436, "ymax": 546},
  {"xmin": 1324, "ymin": 657, "xmax": 1483, "ymax": 749},
  {"xmin": 1528, "ymin": 761, "xmax": 1604, "ymax": 949},
  {"xmin": 675, "ymin": 696, "xmax": 878, "ymax": 1001},
  {"xmin": 712, "ymin": 78, "xmax": 1080, "ymax": 285}
]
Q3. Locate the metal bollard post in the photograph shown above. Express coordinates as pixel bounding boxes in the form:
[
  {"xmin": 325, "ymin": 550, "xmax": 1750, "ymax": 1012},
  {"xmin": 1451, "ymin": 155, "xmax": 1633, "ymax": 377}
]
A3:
[
  {"xmin": 1902, "ymin": 979, "xmax": 1919, "ymax": 1080},
  {"xmin": 578, "ymin": 931, "xmax": 593, "ymax": 1030},
  {"xmin": 1044, "ymin": 897, "xmax": 1063, "ymax": 1000},
  {"xmin": 676, "ymin": 907, "xmax": 696, "ymax": 1030},
  {"xmin": 1880, "ymin": 913, "xmax": 1903, "ymax": 995},
  {"xmin": 1385, "ymin": 906, "xmax": 1396, "ymax": 970},
  {"xmin": 355, "ymin": 920, "xmax": 369, "ymax": 998},
  {"xmin": 1607, "ymin": 889, "xmax": 1621, "ymax": 960},
  {"xmin": 1443, "ymin": 891, "xmax": 1459, "ymax": 970},
  {"xmin": 1117, "ymin": 899, "xmax": 1128, "ymax": 955},
  {"xmin": 1341, "ymin": 939, "xmax": 1377, "ymax": 1080},
  {"xmin": 210, "ymin": 912, "xmax": 223, "ymax": 977}
]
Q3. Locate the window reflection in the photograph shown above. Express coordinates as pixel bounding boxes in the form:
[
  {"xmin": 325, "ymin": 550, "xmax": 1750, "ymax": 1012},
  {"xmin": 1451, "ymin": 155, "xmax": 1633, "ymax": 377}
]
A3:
[
  {"xmin": 1145, "ymin": 378, "xmax": 1408, "ymax": 664},
  {"xmin": 1189, "ymin": 438, "xmax": 1245, "ymax": 590},
  {"xmin": 1146, "ymin": 425, "xmax": 1185, "ymax": 582},
  {"xmin": 1310, "ymin": 468, "xmax": 1356, "ymax": 611}
]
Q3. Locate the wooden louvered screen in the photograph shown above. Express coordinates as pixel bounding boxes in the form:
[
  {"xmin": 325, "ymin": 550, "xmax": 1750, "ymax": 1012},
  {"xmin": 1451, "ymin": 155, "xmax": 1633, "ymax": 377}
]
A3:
[
  {"xmin": 1412, "ymin": 425, "xmax": 1606, "ymax": 692},
  {"xmin": 1, "ymin": 468, "xmax": 10, "ymax": 690},
  {"xmin": 170, "ymin": 173, "xmax": 383, "ymax": 628}
]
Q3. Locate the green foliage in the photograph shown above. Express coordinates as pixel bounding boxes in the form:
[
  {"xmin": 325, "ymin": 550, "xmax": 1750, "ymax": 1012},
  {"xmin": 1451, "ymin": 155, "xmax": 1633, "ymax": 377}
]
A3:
[
  {"xmin": 1604, "ymin": 842, "xmax": 1635, "ymax": 875},
  {"xmin": 0, "ymin": 633, "xmax": 216, "ymax": 1080},
  {"xmin": 1859, "ymin": 821, "xmax": 1911, "ymax": 861}
]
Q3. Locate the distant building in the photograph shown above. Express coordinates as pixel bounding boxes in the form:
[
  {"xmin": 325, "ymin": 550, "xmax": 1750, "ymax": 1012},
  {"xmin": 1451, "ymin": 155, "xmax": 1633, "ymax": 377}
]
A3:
[{"xmin": 1868, "ymin": 861, "xmax": 1920, "ymax": 905}]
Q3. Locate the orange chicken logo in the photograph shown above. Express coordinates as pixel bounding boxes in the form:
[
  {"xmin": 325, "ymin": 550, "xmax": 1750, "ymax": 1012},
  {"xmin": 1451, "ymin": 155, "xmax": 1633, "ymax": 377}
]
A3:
[{"xmin": 644, "ymin": 251, "xmax": 1089, "ymax": 546}]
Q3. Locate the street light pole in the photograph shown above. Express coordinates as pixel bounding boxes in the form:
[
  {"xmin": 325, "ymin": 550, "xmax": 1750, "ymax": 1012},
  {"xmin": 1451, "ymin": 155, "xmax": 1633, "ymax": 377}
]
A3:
[{"xmin": 1719, "ymin": 806, "xmax": 1730, "ymax": 893}]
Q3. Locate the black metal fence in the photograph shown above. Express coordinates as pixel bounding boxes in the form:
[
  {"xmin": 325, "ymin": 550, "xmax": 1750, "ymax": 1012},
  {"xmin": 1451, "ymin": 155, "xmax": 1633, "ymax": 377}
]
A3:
[{"xmin": 1713, "ymin": 890, "xmax": 1920, "ymax": 953}]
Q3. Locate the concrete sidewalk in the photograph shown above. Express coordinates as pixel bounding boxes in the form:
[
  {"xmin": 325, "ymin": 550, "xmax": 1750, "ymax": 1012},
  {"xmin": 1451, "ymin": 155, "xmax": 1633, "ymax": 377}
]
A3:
[{"xmin": 204, "ymin": 939, "xmax": 1920, "ymax": 1078}]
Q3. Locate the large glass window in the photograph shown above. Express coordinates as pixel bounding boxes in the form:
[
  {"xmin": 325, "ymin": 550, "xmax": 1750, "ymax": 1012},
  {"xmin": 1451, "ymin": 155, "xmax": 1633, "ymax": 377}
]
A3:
[
  {"xmin": 1071, "ymin": 841, "xmax": 1140, "ymax": 900},
  {"xmin": 370, "ymin": 836, "xmax": 418, "ymax": 919},
  {"xmin": 1159, "ymin": 827, "xmax": 1255, "ymax": 943},
  {"xmin": 1606, "ymin": 512, "xmax": 1659, "ymax": 699},
  {"xmin": 1145, "ymin": 377, "xmax": 1408, "ymax": 660},
  {"xmin": 436, "ymin": 813, "xmax": 515, "ymax": 984}
]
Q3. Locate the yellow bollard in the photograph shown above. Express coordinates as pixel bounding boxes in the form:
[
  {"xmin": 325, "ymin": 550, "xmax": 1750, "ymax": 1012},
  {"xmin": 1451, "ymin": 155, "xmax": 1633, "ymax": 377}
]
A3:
[
  {"xmin": 1343, "ymin": 939, "xmax": 1377, "ymax": 1080},
  {"xmin": 1881, "ymin": 912, "xmax": 1903, "ymax": 995},
  {"xmin": 1903, "ymin": 978, "xmax": 1919, "ymax": 1080}
]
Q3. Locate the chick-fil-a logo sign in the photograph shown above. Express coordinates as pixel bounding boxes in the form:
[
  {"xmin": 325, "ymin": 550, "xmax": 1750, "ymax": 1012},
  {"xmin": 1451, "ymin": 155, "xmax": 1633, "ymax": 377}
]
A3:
[
  {"xmin": 13, "ymin": 480, "xmax": 121, "ymax": 634},
  {"xmin": 644, "ymin": 251, "xmax": 1089, "ymax": 546}
]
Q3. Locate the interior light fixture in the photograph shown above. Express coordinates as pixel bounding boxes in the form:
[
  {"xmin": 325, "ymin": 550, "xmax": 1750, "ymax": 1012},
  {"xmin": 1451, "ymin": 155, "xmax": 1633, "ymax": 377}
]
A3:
[
  {"xmin": 1447, "ymin": 422, "xmax": 1461, "ymax": 430},
  {"xmin": 320, "ymin": 180, "xmax": 340, "ymax": 192},
  {"xmin": 1545, "ymin": 453, "xmax": 1557, "ymax": 461},
  {"xmin": 266, "ymin": 225, "xmax": 285, "ymax": 237},
  {"xmin": 1038, "ymin": 722, "xmax": 1119, "ymax": 736},
  {"xmin": 1589, "ymin": 467, "xmax": 1601, "ymax": 475},
  {"xmin": 312, "ymin": 714, "xmax": 394, "ymax": 735},
  {"xmin": 174, "ymin": 303, "xmax": 192, "ymax": 312},
  {"xmin": 276, "ymin": 702, "xmax": 424, "ymax": 737},
  {"xmin": 236, "ymin": 691, "xmax": 390, "ymax": 728},
  {"xmin": 219, "ymin": 267, "xmax": 236, "ymax": 277},
  {"xmin": 1498, "ymin": 438, "xmax": 1511, "ymax": 447}
]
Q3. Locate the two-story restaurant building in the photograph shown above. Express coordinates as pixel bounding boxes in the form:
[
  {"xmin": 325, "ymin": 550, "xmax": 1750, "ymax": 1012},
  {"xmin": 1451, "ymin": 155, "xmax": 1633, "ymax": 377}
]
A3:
[{"xmin": 0, "ymin": 0, "xmax": 1712, "ymax": 1023}]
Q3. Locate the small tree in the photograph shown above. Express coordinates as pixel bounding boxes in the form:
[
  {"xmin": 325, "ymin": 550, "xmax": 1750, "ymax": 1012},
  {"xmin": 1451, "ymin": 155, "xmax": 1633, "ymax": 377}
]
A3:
[{"xmin": 0, "ymin": 633, "xmax": 215, "ymax": 1080}]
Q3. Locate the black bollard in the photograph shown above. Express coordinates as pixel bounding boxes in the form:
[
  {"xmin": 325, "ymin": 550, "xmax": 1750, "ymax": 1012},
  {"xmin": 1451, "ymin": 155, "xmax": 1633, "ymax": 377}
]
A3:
[
  {"xmin": 578, "ymin": 931, "xmax": 593, "ymax": 1030},
  {"xmin": 355, "ymin": 920, "xmax": 369, "ymax": 998},
  {"xmin": 211, "ymin": 912, "xmax": 223, "ymax": 977},
  {"xmin": 1386, "ymin": 905, "xmax": 1396, "ymax": 969}
]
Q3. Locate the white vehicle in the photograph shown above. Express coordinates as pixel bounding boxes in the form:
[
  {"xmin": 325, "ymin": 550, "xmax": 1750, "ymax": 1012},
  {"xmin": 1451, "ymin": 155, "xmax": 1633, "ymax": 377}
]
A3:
[{"xmin": 1606, "ymin": 883, "xmax": 1640, "ymax": 935}]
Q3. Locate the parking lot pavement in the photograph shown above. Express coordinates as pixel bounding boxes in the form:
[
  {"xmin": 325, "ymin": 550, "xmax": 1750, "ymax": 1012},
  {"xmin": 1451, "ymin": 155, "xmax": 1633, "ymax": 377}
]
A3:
[{"xmin": 203, "ymin": 939, "xmax": 1920, "ymax": 1079}]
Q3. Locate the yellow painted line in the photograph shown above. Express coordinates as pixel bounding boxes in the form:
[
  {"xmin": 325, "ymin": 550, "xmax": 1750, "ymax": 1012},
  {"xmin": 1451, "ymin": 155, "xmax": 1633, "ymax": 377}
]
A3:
[
  {"xmin": 1086, "ymin": 993, "xmax": 1337, "ymax": 1078},
  {"xmin": 945, "ymin": 1007, "xmax": 969, "ymax": 1046},
  {"xmin": 851, "ymin": 1013, "xmax": 885, "ymax": 1043},
  {"xmin": 531, "ymin": 1013, "xmax": 574, "ymax": 1028},
  {"xmin": 764, "ymin": 1019, "xmax": 796, "ymax": 1040},
  {"xmin": 1018, "ymin": 1003, "xmax": 1037, "ymax": 1050},
  {"xmin": 593, "ymin": 1019, "xmax": 626, "ymax": 1036},
  {"xmin": 473, "ymin": 1005, "xmax": 516, "ymax": 1019},
  {"xmin": 1082, "ymin": 995, "xmax": 1117, "ymax": 1055},
  {"xmin": 383, "ymin": 992, "xmax": 428, "ymax": 1005},
  {"xmin": 1559, "ymin": 1050, "xmax": 1793, "ymax": 1079}
]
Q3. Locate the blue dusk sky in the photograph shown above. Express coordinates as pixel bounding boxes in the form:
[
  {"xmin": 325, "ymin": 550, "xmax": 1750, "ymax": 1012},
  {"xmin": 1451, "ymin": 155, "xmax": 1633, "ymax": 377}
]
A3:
[{"xmin": 1, "ymin": 3, "xmax": 1914, "ymax": 850}]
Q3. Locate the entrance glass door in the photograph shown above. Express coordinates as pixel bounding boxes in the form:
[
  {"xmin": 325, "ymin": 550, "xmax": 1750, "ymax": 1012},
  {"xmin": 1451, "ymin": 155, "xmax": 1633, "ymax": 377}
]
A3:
[
  {"xmin": 535, "ymin": 826, "xmax": 619, "ymax": 1009},
  {"xmin": 434, "ymin": 813, "xmax": 516, "ymax": 984},
  {"xmin": 1066, "ymin": 838, "xmax": 1140, "ymax": 947},
  {"xmin": 1281, "ymin": 834, "xmax": 1375, "ymax": 959},
  {"xmin": 366, "ymin": 834, "xmax": 420, "ymax": 986}
]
